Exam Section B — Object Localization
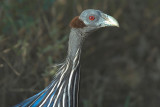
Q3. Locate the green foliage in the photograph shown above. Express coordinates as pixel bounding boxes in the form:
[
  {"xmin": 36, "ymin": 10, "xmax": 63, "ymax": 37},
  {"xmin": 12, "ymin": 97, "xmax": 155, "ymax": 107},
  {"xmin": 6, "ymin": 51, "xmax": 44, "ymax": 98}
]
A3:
[
  {"xmin": 43, "ymin": 0, "xmax": 56, "ymax": 10},
  {"xmin": 0, "ymin": 0, "xmax": 160, "ymax": 107},
  {"xmin": 124, "ymin": 95, "xmax": 131, "ymax": 107}
]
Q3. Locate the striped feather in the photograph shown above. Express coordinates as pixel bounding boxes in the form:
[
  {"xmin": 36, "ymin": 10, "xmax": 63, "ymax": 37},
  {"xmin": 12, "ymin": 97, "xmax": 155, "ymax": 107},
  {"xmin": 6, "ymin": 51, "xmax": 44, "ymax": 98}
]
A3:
[{"xmin": 14, "ymin": 49, "xmax": 81, "ymax": 107}]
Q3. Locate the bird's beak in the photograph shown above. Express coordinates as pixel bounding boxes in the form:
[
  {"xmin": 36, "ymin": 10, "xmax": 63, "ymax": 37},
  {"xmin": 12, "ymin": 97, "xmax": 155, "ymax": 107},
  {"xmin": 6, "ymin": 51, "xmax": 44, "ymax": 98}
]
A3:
[{"xmin": 101, "ymin": 14, "xmax": 119, "ymax": 27}]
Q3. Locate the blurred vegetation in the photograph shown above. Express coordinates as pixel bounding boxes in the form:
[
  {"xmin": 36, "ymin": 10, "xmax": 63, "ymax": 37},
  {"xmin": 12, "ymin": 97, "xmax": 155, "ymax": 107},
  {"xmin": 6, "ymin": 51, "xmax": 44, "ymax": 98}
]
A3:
[{"xmin": 0, "ymin": 0, "xmax": 160, "ymax": 107}]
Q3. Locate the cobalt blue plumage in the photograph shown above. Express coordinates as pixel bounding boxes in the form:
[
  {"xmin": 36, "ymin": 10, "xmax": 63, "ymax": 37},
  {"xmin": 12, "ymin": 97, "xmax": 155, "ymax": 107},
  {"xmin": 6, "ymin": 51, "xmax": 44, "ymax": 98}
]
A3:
[{"xmin": 14, "ymin": 56, "xmax": 81, "ymax": 107}]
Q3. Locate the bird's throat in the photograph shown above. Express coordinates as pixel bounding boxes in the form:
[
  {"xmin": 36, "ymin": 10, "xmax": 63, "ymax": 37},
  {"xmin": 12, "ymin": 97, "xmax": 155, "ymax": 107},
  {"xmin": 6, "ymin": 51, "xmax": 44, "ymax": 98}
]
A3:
[{"xmin": 67, "ymin": 28, "xmax": 86, "ymax": 60}]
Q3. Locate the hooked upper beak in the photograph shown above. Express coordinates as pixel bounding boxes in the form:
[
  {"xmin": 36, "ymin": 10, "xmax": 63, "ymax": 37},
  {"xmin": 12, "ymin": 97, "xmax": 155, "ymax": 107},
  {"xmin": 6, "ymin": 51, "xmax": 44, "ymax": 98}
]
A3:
[{"xmin": 101, "ymin": 14, "xmax": 119, "ymax": 27}]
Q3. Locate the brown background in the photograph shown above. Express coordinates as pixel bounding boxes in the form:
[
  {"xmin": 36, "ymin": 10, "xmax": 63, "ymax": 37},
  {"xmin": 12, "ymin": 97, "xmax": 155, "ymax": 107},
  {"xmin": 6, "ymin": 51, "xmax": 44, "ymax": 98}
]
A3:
[{"xmin": 0, "ymin": 0, "xmax": 160, "ymax": 107}]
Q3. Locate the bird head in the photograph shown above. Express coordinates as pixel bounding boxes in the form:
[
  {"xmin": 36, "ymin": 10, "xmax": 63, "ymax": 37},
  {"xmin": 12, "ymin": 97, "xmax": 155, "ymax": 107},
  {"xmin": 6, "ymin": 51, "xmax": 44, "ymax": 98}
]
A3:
[{"xmin": 70, "ymin": 9, "xmax": 119, "ymax": 32}]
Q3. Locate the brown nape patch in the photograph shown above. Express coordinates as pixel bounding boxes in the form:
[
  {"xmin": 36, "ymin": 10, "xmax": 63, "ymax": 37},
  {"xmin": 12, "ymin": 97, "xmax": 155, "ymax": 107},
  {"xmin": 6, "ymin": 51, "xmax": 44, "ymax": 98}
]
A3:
[{"xmin": 69, "ymin": 16, "xmax": 86, "ymax": 28}]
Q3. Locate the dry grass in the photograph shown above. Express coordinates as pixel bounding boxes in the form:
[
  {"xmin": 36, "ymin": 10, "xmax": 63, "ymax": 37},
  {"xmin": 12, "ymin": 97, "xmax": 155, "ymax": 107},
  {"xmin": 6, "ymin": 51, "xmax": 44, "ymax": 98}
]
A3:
[{"xmin": 0, "ymin": 0, "xmax": 160, "ymax": 107}]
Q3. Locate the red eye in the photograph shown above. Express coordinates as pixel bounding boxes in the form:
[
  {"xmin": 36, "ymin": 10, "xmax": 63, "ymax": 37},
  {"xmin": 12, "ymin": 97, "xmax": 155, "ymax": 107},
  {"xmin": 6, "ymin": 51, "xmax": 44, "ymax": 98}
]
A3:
[{"xmin": 89, "ymin": 16, "xmax": 95, "ymax": 21}]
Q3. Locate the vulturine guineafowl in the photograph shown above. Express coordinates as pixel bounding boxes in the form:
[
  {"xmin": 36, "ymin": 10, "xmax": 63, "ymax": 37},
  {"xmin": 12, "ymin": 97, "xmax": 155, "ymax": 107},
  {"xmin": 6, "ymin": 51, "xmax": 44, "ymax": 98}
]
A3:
[{"xmin": 14, "ymin": 9, "xmax": 119, "ymax": 107}]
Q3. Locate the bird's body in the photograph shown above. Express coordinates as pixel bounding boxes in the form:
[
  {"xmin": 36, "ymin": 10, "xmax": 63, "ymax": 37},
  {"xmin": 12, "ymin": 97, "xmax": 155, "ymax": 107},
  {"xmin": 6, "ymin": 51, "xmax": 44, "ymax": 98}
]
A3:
[{"xmin": 14, "ymin": 9, "xmax": 119, "ymax": 107}]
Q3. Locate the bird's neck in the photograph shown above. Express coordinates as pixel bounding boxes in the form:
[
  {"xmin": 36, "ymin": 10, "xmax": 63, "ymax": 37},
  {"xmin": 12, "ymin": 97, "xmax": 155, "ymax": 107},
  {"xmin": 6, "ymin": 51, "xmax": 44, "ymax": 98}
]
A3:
[{"xmin": 67, "ymin": 28, "xmax": 86, "ymax": 60}]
